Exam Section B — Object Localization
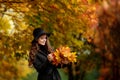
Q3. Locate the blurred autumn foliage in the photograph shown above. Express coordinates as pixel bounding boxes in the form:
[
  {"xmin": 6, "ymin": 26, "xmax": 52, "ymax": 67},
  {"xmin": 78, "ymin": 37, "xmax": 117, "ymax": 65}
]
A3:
[
  {"xmin": 94, "ymin": 0, "xmax": 120, "ymax": 80},
  {"xmin": 0, "ymin": 0, "xmax": 120, "ymax": 80}
]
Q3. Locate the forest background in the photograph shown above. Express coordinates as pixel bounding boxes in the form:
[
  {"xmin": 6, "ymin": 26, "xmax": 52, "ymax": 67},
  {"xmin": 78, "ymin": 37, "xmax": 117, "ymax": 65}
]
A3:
[{"xmin": 0, "ymin": 0, "xmax": 120, "ymax": 80}]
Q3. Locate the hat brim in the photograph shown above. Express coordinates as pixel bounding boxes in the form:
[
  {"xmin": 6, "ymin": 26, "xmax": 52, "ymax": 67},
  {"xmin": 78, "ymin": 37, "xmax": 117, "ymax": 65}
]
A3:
[
  {"xmin": 35, "ymin": 32, "xmax": 51, "ymax": 40},
  {"xmin": 39, "ymin": 32, "xmax": 51, "ymax": 37}
]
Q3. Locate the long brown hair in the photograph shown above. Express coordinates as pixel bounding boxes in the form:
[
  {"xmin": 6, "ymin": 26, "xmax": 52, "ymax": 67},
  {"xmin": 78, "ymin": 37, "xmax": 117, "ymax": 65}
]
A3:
[{"xmin": 28, "ymin": 37, "xmax": 53, "ymax": 67}]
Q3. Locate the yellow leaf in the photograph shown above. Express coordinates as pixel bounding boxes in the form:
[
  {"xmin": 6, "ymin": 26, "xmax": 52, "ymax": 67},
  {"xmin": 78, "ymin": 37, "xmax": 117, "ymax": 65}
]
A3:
[{"xmin": 60, "ymin": 9, "xmax": 65, "ymax": 13}]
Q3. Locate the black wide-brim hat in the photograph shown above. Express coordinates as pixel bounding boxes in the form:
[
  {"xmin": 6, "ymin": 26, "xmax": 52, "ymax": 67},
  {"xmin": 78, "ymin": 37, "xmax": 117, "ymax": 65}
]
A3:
[{"xmin": 33, "ymin": 28, "xmax": 50, "ymax": 40}]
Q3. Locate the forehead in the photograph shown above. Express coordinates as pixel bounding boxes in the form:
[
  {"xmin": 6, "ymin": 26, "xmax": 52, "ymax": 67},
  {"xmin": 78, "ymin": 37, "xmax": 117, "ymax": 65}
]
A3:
[{"xmin": 39, "ymin": 34, "xmax": 47, "ymax": 38}]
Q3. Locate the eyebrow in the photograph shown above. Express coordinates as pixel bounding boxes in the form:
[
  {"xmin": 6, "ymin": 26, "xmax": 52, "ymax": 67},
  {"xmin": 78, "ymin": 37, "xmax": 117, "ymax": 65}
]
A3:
[{"xmin": 40, "ymin": 36, "xmax": 47, "ymax": 38}]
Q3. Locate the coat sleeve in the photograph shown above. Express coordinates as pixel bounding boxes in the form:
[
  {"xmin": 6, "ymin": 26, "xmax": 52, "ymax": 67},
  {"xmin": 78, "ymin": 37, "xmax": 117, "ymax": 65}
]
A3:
[{"xmin": 33, "ymin": 52, "xmax": 48, "ymax": 73}]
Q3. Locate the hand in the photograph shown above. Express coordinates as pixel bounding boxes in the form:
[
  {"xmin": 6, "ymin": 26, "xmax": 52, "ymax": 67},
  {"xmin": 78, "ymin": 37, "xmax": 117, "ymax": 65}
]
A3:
[
  {"xmin": 62, "ymin": 59, "xmax": 69, "ymax": 64},
  {"xmin": 47, "ymin": 53, "xmax": 54, "ymax": 62}
]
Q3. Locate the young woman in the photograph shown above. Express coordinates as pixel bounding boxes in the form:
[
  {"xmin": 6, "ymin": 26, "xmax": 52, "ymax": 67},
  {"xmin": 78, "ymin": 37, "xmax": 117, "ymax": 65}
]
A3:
[{"xmin": 28, "ymin": 28, "xmax": 61, "ymax": 80}]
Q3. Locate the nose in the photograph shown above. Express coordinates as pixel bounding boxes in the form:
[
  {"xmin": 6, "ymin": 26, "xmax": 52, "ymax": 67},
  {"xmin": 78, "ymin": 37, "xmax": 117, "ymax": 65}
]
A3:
[{"xmin": 43, "ymin": 38, "xmax": 46, "ymax": 42}]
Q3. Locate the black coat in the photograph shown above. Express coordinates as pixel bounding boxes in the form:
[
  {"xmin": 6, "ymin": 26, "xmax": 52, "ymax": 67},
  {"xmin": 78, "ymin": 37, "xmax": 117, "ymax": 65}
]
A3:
[{"xmin": 33, "ymin": 46, "xmax": 61, "ymax": 80}]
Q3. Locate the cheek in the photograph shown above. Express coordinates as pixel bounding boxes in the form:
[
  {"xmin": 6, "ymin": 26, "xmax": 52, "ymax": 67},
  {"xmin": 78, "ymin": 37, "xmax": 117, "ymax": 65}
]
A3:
[
  {"xmin": 38, "ymin": 39, "xmax": 43, "ymax": 43},
  {"xmin": 38, "ymin": 39, "xmax": 46, "ymax": 44}
]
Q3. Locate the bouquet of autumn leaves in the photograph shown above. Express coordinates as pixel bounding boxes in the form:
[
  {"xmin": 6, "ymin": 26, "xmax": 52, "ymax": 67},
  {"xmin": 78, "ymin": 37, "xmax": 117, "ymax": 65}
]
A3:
[{"xmin": 51, "ymin": 46, "xmax": 77, "ymax": 66}]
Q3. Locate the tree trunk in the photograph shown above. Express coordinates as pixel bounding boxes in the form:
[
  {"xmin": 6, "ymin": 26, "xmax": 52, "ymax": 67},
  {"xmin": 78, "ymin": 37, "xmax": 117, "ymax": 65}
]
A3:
[{"xmin": 68, "ymin": 64, "xmax": 74, "ymax": 80}]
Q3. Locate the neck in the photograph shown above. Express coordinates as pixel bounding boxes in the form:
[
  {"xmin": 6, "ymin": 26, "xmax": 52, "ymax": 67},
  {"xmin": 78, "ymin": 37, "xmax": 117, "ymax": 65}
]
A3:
[{"xmin": 38, "ymin": 44, "xmax": 48, "ymax": 53}]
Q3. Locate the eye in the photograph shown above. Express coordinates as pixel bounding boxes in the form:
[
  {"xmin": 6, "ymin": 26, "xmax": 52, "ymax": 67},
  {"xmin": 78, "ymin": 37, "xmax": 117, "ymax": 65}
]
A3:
[{"xmin": 40, "ymin": 37, "xmax": 46, "ymax": 39}]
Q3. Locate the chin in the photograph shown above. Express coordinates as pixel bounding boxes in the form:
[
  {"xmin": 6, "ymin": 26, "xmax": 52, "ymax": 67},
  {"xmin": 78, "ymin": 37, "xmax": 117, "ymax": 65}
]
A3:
[{"xmin": 41, "ymin": 43, "xmax": 45, "ymax": 45}]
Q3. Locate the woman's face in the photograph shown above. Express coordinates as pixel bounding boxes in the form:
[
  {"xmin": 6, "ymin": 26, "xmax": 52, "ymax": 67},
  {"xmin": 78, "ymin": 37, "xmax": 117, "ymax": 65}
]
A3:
[{"xmin": 38, "ymin": 34, "xmax": 47, "ymax": 45}]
